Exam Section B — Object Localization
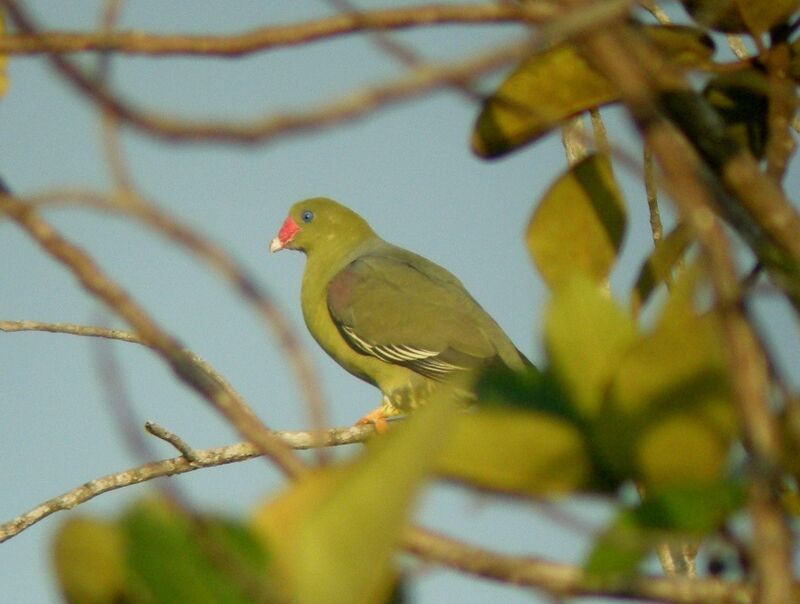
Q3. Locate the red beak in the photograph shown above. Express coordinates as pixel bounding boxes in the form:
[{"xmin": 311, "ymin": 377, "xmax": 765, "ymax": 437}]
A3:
[{"xmin": 269, "ymin": 216, "xmax": 300, "ymax": 253}]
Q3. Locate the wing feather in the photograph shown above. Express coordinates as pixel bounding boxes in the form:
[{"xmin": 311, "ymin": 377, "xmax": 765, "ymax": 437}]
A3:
[{"xmin": 328, "ymin": 249, "xmax": 505, "ymax": 380}]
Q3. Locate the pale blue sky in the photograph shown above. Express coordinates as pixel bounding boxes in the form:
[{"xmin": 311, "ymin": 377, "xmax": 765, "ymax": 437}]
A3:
[{"xmin": 1, "ymin": 2, "xmax": 798, "ymax": 603}]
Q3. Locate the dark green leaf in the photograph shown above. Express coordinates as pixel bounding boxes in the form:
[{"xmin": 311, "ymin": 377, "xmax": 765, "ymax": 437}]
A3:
[{"xmin": 703, "ymin": 70, "xmax": 769, "ymax": 159}]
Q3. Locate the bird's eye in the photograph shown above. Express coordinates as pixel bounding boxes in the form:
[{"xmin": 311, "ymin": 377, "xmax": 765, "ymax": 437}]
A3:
[{"xmin": 301, "ymin": 210, "xmax": 314, "ymax": 223}]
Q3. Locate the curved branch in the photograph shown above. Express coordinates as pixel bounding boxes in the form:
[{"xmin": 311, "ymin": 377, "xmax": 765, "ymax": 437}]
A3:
[
  {"xmin": 0, "ymin": 426, "xmax": 373, "ymax": 543},
  {"xmin": 0, "ymin": 3, "xmax": 554, "ymax": 56},
  {"xmin": 404, "ymin": 528, "xmax": 752, "ymax": 602}
]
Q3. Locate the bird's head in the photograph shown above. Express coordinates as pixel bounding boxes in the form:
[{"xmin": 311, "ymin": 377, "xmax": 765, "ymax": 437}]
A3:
[{"xmin": 269, "ymin": 197, "xmax": 375, "ymax": 255}]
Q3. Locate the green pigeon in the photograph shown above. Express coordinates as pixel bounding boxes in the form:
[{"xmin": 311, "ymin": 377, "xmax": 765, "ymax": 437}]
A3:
[{"xmin": 270, "ymin": 197, "xmax": 529, "ymax": 431}]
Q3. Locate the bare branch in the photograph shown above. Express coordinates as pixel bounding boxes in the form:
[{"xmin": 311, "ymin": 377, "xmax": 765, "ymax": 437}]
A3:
[
  {"xmin": 0, "ymin": 0, "xmax": 633, "ymax": 146},
  {"xmin": 403, "ymin": 528, "xmax": 752, "ymax": 603},
  {"xmin": 0, "ymin": 424, "xmax": 373, "ymax": 543},
  {"xmin": 0, "ymin": 196, "xmax": 308, "ymax": 480},
  {"xmin": 0, "ymin": 3, "xmax": 556, "ymax": 56},
  {"xmin": 145, "ymin": 421, "xmax": 199, "ymax": 462},
  {"xmin": 0, "ymin": 433, "xmax": 755, "ymax": 602}
]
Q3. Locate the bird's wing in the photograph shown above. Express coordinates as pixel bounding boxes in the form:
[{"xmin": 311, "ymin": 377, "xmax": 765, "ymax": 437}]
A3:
[{"xmin": 326, "ymin": 250, "xmax": 501, "ymax": 380}]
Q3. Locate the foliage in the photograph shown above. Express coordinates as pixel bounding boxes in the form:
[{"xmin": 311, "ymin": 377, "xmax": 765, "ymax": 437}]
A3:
[{"xmin": 1, "ymin": 0, "xmax": 799, "ymax": 602}]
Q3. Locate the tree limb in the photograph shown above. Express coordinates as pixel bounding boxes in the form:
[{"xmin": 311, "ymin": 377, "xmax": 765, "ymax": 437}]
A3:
[{"xmin": 0, "ymin": 3, "xmax": 555, "ymax": 56}]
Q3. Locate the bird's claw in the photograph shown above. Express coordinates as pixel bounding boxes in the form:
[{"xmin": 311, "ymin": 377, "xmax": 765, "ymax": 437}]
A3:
[{"xmin": 356, "ymin": 409, "xmax": 389, "ymax": 434}]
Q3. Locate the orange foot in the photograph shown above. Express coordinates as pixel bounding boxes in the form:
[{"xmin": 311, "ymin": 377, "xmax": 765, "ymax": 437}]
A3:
[{"xmin": 356, "ymin": 407, "xmax": 389, "ymax": 434}]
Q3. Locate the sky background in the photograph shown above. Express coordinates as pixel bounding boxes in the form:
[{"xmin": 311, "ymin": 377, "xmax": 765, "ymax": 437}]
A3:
[{"xmin": 1, "ymin": 2, "xmax": 798, "ymax": 603}]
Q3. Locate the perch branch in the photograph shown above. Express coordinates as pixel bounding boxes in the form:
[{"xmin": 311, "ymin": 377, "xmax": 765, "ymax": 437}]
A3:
[{"xmin": 0, "ymin": 436, "xmax": 755, "ymax": 602}]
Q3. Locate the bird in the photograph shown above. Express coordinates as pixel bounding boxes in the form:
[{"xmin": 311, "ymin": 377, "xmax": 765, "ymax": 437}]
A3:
[{"xmin": 269, "ymin": 197, "xmax": 529, "ymax": 432}]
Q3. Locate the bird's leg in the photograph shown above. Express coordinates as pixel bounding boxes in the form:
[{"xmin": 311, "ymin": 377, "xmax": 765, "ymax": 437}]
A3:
[
  {"xmin": 355, "ymin": 407, "xmax": 390, "ymax": 434},
  {"xmin": 355, "ymin": 395, "xmax": 399, "ymax": 434}
]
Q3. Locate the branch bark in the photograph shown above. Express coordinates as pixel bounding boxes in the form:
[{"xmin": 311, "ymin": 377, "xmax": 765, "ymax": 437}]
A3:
[{"xmin": 0, "ymin": 3, "xmax": 555, "ymax": 56}]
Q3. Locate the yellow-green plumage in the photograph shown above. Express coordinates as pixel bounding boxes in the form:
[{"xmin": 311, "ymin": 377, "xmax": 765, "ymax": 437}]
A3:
[{"xmin": 271, "ymin": 198, "xmax": 528, "ymax": 425}]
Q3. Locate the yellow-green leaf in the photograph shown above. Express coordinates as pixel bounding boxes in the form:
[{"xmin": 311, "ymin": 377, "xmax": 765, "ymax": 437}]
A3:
[
  {"xmin": 437, "ymin": 407, "xmax": 590, "ymax": 495},
  {"xmin": 53, "ymin": 517, "xmax": 126, "ymax": 604},
  {"xmin": 737, "ymin": 0, "xmax": 800, "ymax": 34},
  {"xmin": 642, "ymin": 25, "xmax": 716, "ymax": 68},
  {"xmin": 472, "ymin": 44, "xmax": 618, "ymax": 158},
  {"xmin": 607, "ymin": 307, "xmax": 735, "ymax": 486},
  {"xmin": 527, "ymin": 154, "xmax": 627, "ymax": 289},
  {"xmin": 631, "ymin": 223, "xmax": 693, "ymax": 315},
  {"xmin": 545, "ymin": 275, "xmax": 638, "ymax": 419},
  {"xmin": 251, "ymin": 396, "xmax": 456, "ymax": 604}
]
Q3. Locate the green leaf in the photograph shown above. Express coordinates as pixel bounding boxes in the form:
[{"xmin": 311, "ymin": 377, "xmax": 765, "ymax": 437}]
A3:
[
  {"xmin": 737, "ymin": 0, "xmax": 800, "ymax": 34},
  {"xmin": 53, "ymin": 517, "xmax": 127, "ymax": 604},
  {"xmin": 631, "ymin": 223, "xmax": 693, "ymax": 315},
  {"xmin": 545, "ymin": 275, "xmax": 638, "ymax": 419},
  {"xmin": 633, "ymin": 482, "xmax": 744, "ymax": 532},
  {"xmin": 472, "ymin": 44, "xmax": 618, "ymax": 158},
  {"xmin": 703, "ymin": 70, "xmax": 769, "ymax": 159},
  {"xmin": 584, "ymin": 512, "xmax": 650, "ymax": 588},
  {"xmin": 124, "ymin": 498, "xmax": 271, "ymax": 604},
  {"xmin": 437, "ymin": 406, "xmax": 591, "ymax": 495},
  {"xmin": 252, "ymin": 396, "xmax": 456, "ymax": 604},
  {"xmin": 527, "ymin": 154, "xmax": 627, "ymax": 289},
  {"xmin": 477, "ymin": 365, "xmax": 577, "ymax": 420}
]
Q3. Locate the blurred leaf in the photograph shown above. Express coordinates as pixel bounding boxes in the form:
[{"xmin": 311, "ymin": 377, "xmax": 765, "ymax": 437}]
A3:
[
  {"xmin": 642, "ymin": 25, "xmax": 716, "ymax": 67},
  {"xmin": 584, "ymin": 512, "xmax": 649, "ymax": 588},
  {"xmin": 437, "ymin": 406, "xmax": 591, "ymax": 495},
  {"xmin": 703, "ymin": 70, "xmax": 769, "ymax": 159},
  {"xmin": 477, "ymin": 365, "xmax": 577, "ymax": 421},
  {"xmin": 633, "ymin": 482, "xmax": 744, "ymax": 532},
  {"xmin": 527, "ymin": 154, "xmax": 627, "ymax": 289},
  {"xmin": 472, "ymin": 45, "xmax": 618, "ymax": 158},
  {"xmin": 631, "ymin": 223, "xmax": 693, "ymax": 315},
  {"xmin": 124, "ymin": 498, "xmax": 271, "ymax": 604},
  {"xmin": 53, "ymin": 517, "xmax": 127, "ymax": 604},
  {"xmin": 607, "ymin": 282, "xmax": 735, "ymax": 486},
  {"xmin": 585, "ymin": 481, "xmax": 742, "ymax": 585},
  {"xmin": 737, "ymin": 0, "xmax": 800, "ymax": 34},
  {"xmin": 545, "ymin": 275, "xmax": 638, "ymax": 419},
  {"xmin": 252, "ymin": 396, "xmax": 455, "ymax": 604},
  {"xmin": 679, "ymin": 0, "xmax": 749, "ymax": 32}
]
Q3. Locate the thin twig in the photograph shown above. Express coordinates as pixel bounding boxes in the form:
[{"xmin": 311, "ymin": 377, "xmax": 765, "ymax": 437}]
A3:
[
  {"xmin": 145, "ymin": 421, "xmax": 199, "ymax": 462},
  {"xmin": 0, "ymin": 3, "xmax": 556, "ymax": 56},
  {"xmin": 643, "ymin": 144, "xmax": 663, "ymax": 245},
  {"xmin": 0, "ymin": 0, "xmax": 632, "ymax": 146},
  {"xmin": 560, "ymin": 114, "xmax": 588, "ymax": 165}
]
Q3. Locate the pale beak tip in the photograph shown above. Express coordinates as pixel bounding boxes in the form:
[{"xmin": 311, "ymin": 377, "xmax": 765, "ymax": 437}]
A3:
[{"xmin": 269, "ymin": 236, "xmax": 283, "ymax": 253}]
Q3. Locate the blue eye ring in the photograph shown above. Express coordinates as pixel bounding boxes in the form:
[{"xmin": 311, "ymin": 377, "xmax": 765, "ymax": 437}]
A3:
[{"xmin": 301, "ymin": 210, "xmax": 314, "ymax": 223}]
